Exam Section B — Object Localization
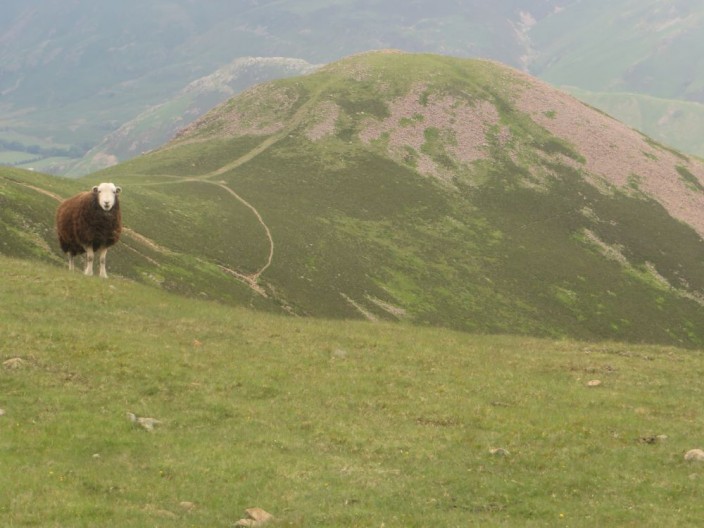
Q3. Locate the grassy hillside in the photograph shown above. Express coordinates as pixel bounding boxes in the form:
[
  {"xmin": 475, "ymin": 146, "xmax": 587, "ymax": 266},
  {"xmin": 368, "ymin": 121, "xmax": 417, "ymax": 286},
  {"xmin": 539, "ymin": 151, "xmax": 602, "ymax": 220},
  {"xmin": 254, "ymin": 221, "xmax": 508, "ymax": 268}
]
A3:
[
  {"xmin": 4, "ymin": 52, "xmax": 704, "ymax": 347},
  {"xmin": 0, "ymin": 167, "xmax": 279, "ymax": 312},
  {"xmin": 3, "ymin": 254, "xmax": 704, "ymax": 526},
  {"xmin": 96, "ymin": 52, "xmax": 704, "ymax": 347}
]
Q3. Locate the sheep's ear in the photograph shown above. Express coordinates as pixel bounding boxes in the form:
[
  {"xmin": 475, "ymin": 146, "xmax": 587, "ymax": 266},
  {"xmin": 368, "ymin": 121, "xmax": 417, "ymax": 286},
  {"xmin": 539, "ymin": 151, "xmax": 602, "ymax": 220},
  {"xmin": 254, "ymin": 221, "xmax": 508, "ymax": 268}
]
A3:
[
  {"xmin": 92, "ymin": 186, "xmax": 99, "ymax": 193},
  {"xmin": 115, "ymin": 186, "xmax": 122, "ymax": 194}
]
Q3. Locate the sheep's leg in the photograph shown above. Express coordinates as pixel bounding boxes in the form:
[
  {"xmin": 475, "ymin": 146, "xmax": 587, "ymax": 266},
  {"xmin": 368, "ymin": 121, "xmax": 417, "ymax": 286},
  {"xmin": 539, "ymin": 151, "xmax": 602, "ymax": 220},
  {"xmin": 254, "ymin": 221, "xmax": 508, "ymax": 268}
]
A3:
[
  {"xmin": 68, "ymin": 254, "xmax": 75, "ymax": 272},
  {"xmin": 98, "ymin": 247, "xmax": 109, "ymax": 278},
  {"xmin": 84, "ymin": 246, "xmax": 94, "ymax": 276}
]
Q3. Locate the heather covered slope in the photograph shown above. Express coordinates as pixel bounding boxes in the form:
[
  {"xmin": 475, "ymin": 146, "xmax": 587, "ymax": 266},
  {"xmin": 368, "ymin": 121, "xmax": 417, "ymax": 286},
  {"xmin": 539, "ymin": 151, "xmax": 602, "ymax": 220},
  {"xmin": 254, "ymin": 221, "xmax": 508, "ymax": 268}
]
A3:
[{"xmin": 4, "ymin": 52, "xmax": 704, "ymax": 346}]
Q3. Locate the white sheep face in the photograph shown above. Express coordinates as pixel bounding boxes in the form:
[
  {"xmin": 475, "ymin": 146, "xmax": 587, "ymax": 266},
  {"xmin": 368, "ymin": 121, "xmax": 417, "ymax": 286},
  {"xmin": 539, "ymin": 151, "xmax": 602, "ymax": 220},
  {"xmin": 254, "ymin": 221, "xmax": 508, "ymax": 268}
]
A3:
[{"xmin": 93, "ymin": 182, "xmax": 121, "ymax": 211}]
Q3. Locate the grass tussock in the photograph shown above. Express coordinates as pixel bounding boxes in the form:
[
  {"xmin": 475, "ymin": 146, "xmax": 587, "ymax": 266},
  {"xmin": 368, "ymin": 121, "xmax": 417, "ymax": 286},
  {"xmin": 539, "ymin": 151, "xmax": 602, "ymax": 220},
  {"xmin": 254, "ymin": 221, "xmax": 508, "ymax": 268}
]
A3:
[{"xmin": 3, "ymin": 255, "xmax": 704, "ymax": 526}]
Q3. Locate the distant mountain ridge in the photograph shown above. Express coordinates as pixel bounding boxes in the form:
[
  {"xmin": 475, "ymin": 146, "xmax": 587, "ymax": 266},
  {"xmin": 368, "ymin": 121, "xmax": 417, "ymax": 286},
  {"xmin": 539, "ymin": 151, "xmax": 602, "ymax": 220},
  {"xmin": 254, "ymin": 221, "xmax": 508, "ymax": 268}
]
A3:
[
  {"xmin": 4, "ymin": 51, "xmax": 704, "ymax": 346},
  {"xmin": 67, "ymin": 56, "xmax": 320, "ymax": 176},
  {"xmin": 4, "ymin": 1, "xmax": 704, "ymax": 174}
]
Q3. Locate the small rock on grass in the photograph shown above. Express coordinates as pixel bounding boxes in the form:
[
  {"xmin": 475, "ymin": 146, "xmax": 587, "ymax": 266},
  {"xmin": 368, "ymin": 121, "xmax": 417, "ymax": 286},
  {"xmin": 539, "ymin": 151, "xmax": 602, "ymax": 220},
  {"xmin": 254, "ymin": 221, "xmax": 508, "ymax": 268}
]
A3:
[
  {"xmin": 586, "ymin": 379, "xmax": 602, "ymax": 387},
  {"xmin": 685, "ymin": 449, "xmax": 704, "ymax": 462},
  {"xmin": 127, "ymin": 412, "xmax": 161, "ymax": 431},
  {"xmin": 489, "ymin": 448, "xmax": 510, "ymax": 457},
  {"xmin": 638, "ymin": 434, "xmax": 668, "ymax": 444},
  {"xmin": 3, "ymin": 357, "xmax": 26, "ymax": 369},
  {"xmin": 234, "ymin": 508, "xmax": 274, "ymax": 527},
  {"xmin": 331, "ymin": 348, "xmax": 348, "ymax": 359}
]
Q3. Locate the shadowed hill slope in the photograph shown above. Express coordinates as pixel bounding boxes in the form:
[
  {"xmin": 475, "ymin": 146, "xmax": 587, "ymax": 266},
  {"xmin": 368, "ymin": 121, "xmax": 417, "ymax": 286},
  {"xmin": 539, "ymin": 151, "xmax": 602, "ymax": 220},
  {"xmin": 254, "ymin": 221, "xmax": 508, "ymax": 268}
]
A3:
[{"xmin": 4, "ymin": 52, "xmax": 704, "ymax": 346}]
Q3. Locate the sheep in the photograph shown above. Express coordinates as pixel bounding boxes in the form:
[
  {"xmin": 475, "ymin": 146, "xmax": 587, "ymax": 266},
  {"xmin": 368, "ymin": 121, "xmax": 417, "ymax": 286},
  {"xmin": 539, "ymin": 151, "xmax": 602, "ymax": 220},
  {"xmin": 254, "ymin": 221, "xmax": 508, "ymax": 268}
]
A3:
[{"xmin": 55, "ymin": 182, "xmax": 122, "ymax": 278}]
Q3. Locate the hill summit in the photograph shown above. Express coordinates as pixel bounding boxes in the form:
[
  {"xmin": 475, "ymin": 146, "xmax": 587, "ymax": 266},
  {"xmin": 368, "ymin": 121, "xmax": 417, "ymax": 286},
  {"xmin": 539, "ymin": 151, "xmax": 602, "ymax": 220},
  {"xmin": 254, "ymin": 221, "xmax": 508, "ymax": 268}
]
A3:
[
  {"xmin": 176, "ymin": 50, "xmax": 704, "ymax": 237},
  {"xmin": 5, "ymin": 51, "xmax": 704, "ymax": 346}
]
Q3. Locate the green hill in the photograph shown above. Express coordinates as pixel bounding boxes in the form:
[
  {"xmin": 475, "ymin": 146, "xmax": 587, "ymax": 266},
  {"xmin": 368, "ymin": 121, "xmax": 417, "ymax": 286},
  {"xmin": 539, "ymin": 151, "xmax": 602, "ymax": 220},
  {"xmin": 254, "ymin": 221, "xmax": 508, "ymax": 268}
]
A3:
[
  {"xmin": 4, "ymin": 52, "xmax": 704, "ymax": 347},
  {"xmin": 3, "ymin": 254, "xmax": 704, "ymax": 526}
]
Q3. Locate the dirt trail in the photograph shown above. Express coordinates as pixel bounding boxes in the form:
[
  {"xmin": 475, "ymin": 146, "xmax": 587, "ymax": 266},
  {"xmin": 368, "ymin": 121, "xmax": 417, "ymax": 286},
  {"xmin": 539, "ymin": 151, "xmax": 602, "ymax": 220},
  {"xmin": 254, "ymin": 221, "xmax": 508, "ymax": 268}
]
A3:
[
  {"xmin": 8, "ymin": 180, "xmax": 64, "ymax": 202},
  {"xmin": 191, "ymin": 82, "xmax": 331, "ymax": 180},
  {"xmin": 6, "ymin": 168, "xmax": 274, "ymax": 298},
  {"xmin": 208, "ymin": 133, "xmax": 286, "ymax": 178},
  {"xmin": 210, "ymin": 181, "xmax": 274, "ymax": 281},
  {"xmin": 122, "ymin": 227, "xmax": 174, "ymax": 256},
  {"xmin": 130, "ymin": 177, "xmax": 275, "ymax": 293},
  {"xmin": 119, "ymin": 84, "xmax": 335, "ymax": 292}
]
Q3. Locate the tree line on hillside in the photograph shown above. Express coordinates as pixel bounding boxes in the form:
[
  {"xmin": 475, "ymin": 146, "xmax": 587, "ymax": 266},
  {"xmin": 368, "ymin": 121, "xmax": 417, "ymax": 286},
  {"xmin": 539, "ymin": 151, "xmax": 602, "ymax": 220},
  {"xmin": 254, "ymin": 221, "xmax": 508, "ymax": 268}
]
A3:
[{"xmin": 0, "ymin": 139, "xmax": 91, "ymax": 160}]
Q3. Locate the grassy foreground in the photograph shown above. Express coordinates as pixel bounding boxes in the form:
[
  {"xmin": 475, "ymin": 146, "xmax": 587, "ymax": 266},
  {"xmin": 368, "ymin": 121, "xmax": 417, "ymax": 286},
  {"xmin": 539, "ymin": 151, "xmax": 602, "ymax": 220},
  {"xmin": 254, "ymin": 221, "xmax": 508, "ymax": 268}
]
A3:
[{"xmin": 3, "ymin": 255, "xmax": 704, "ymax": 527}]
